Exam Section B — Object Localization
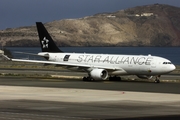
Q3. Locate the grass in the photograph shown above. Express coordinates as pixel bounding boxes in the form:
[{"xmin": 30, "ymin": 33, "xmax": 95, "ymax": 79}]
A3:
[
  {"xmin": 0, "ymin": 72, "xmax": 51, "ymax": 78},
  {"xmin": 0, "ymin": 61, "xmax": 64, "ymax": 78}
]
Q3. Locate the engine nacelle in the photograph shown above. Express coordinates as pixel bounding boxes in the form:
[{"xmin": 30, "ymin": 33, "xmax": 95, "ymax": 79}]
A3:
[
  {"xmin": 90, "ymin": 69, "xmax": 108, "ymax": 80},
  {"xmin": 137, "ymin": 75, "xmax": 153, "ymax": 79}
]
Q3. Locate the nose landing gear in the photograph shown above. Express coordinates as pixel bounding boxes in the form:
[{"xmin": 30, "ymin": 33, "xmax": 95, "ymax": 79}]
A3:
[{"xmin": 154, "ymin": 75, "xmax": 161, "ymax": 83}]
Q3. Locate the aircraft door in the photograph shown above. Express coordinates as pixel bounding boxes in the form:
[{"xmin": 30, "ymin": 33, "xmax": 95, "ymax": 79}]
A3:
[{"xmin": 63, "ymin": 55, "xmax": 70, "ymax": 61}]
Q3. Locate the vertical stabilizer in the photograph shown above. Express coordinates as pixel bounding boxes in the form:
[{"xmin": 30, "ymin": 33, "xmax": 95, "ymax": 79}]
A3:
[{"xmin": 36, "ymin": 22, "xmax": 63, "ymax": 52}]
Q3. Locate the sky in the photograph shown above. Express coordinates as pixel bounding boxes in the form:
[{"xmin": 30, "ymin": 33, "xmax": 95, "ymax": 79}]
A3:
[{"xmin": 1, "ymin": 0, "xmax": 180, "ymax": 30}]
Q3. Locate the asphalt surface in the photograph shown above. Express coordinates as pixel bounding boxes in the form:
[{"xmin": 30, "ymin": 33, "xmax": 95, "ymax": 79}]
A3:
[
  {"xmin": 0, "ymin": 68, "xmax": 180, "ymax": 120},
  {"xmin": 0, "ymin": 76, "xmax": 180, "ymax": 94}
]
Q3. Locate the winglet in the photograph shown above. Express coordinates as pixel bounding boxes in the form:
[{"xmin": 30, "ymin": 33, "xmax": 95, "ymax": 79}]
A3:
[{"xmin": 36, "ymin": 22, "xmax": 63, "ymax": 53}]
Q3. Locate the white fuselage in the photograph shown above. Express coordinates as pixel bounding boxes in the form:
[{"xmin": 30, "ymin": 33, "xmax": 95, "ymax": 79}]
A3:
[{"xmin": 39, "ymin": 52, "xmax": 175, "ymax": 76}]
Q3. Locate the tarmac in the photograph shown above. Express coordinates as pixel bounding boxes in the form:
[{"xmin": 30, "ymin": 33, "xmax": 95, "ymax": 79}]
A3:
[
  {"xmin": 0, "ymin": 67, "xmax": 180, "ymax": 119},
  {"xmin": 1, "ymin": 85, "xmax": 180, "ymax": 103}
]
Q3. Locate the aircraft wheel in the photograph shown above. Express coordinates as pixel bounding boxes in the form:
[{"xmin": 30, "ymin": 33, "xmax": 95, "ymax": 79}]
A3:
[
  {"xmin": 83, "ymin": 77, "xmax": 87, "ymax": 81},
  {"xmin": 116, "ymin": 77, "xmax": 121, "ymax": 81},
  {"xmin": 154, "ymin": 79, "xmax": 160, "ymax": 83},
  {"xmin": 154, "ymin": 75, "xmax": 160, "ymax": 83},
  {"xmin": 109, "ymin": 76, "xmax": 121, "ymax": 81},
  {"xmin": 83, "ymin": 77, "xmax": 93, "ymax": 81}
]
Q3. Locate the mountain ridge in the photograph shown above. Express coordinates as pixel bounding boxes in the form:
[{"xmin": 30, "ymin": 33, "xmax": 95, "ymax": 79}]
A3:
[{"xmin": 1, "ymin": 4, "xmax": 180, "ymax": 47}]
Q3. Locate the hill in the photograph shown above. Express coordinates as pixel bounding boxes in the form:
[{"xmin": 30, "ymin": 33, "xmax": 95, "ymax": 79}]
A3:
[{"xmin": 1, "ymin": 4, "xmax": 180, "ymax": 47}]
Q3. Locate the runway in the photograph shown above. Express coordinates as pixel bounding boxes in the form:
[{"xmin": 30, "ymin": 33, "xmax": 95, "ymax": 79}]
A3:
[
  {"xmin": 0, "ymin": 68, "xmax": 180, "ymax": 119},
  {"xmin": 0, "ymin": 76, "xmax": 180, "ymax": 120},
  {"xmin": 0, "ymin": 76, "xmax": 180, "ymax": 94}
]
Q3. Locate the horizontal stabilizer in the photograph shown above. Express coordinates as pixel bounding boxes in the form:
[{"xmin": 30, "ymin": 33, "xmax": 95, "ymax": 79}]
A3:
[{"xmin": 1, "ymin": 54, "xmax": 11, "ymax": 61}]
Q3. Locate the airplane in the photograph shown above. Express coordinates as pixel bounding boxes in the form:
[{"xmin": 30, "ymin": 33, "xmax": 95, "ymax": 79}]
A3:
[{"xmin": 3, "ymin": 22, "xmax": 176, "ymax": 83}]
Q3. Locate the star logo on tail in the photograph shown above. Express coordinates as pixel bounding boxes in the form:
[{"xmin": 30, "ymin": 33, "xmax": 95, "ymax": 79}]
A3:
[{"xmin": 41, "ymin": 37, "xmax": 49, "ymax": 48}]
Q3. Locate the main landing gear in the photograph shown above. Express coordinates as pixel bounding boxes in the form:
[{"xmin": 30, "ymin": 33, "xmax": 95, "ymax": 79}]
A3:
[
  {"xmin": 154, "ymin": 75, "xmax": 161, "ymax": 83},
  {"xmin": 82, "ymin": 76, "xmax": 122, "ymax": 81},
  {"xmin": 109, "ymin": 76, "xmax": 121, "ymax": 81},
  {"xmin": 83, "ymin": 76, "xmax": 94, "ymax": 81}
]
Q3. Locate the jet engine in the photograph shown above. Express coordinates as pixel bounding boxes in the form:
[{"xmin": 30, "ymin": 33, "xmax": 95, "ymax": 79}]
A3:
[
  {"xmin": 137, "ymin": 75, "xmax": 153, "ymax": 79},
  {"xmin": 90, "ymin": 69, "xmax": 108, "ymax": 80}
]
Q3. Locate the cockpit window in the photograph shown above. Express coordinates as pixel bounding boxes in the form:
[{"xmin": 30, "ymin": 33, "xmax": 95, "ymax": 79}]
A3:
[{"xmin": 163, "ymin": 62, "xmax": 172, "ymax": 64}]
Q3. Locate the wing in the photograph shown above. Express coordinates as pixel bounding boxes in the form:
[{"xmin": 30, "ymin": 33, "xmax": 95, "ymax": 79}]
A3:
[
  {"xmin": 11, "ymin": 58, "xmax": 118, "ymax": 70},
  {"xmin": 2, "ymin": 54, "xmax": 126, "ymax": 74}
]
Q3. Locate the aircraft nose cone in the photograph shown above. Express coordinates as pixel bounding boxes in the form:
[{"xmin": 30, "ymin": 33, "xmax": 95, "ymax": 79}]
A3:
[{"xmin": 170, "ymin": 64, "xmax": 176, "ymax": 71}]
